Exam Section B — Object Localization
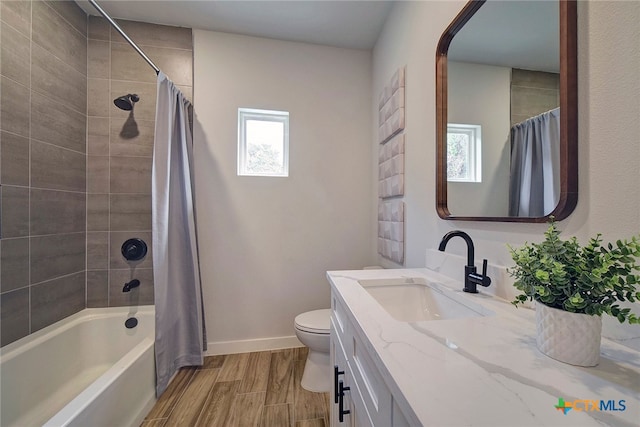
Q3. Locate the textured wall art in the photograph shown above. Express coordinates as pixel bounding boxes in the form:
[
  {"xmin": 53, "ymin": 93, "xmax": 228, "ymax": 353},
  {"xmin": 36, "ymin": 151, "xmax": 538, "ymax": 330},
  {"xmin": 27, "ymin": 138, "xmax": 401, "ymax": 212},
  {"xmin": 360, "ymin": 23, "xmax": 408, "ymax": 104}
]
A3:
[
  {"xmin": 378, "ymin": 133, "xmax": 405, "ymax": 198},
  {"xmin": 378, "ymin": 67, "xmax": 405, "ymax": 144},
  {"xmin": 377, "ymin": 200, "xmax": 404, "ymax": 264}
]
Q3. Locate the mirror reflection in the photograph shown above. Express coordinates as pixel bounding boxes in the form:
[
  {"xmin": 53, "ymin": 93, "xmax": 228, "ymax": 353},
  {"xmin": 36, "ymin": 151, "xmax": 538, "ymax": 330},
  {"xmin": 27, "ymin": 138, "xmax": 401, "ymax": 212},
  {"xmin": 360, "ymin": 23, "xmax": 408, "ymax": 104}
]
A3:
[{"xmin": 437, "ymin": 0, "xmax": 577, "ymax": 221}]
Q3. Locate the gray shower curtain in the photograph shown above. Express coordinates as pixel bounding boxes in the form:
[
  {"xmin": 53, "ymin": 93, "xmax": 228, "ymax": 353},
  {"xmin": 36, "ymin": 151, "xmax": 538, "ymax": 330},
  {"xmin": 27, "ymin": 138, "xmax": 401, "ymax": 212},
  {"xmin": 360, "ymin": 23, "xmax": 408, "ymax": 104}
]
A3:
[
  {"xmin": 508, "ymin": 108, "xmax": 561, "ymax": 217},
  {"xmin": 152, "ymin": 71, "xmax": 206, "ymax": 396}
]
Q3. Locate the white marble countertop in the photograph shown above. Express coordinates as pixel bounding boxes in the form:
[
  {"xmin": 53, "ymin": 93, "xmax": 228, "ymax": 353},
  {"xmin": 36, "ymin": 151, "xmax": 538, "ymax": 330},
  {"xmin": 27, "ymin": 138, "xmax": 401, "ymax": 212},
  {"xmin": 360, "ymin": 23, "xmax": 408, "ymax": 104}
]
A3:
[{"xmin": 327, "ymin": 268, "xmax": 640, "ymax": 427}]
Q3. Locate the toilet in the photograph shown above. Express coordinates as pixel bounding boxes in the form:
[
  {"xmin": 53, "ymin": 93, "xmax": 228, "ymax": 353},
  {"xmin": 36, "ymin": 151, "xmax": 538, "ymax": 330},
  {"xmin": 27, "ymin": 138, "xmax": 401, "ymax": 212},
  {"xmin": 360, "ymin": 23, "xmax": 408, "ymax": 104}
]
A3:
[{"xmin": 294, "ymin": 308, "xmax": 331, "ymax": 392}]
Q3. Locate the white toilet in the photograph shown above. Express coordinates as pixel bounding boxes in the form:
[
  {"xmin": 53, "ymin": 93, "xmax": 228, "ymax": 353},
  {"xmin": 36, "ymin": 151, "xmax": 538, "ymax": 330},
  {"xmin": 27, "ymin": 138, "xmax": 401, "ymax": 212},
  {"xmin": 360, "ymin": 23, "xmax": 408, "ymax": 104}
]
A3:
[{"xmin": 294, "ymin": 308, "xmax": 331, "ymax": 392}]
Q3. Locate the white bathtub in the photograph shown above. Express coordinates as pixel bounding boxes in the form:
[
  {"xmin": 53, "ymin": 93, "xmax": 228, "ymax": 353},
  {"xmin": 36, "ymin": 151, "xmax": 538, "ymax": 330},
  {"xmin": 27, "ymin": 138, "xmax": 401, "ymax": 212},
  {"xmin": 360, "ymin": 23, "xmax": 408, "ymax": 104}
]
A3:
[{"xmin": 0, "ymin": 306, "xmax": 156, "ymax": 427}]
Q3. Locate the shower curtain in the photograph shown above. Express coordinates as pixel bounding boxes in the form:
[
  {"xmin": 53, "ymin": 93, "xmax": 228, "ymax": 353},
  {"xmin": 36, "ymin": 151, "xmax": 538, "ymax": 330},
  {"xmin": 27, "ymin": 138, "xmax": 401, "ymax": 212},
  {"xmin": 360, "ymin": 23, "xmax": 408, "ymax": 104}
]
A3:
[
  {"xmin": 152, "ymin": 71, "xmax": 206, "ymax": 396},
  {"xmin": 508, "ymin": 108, "xmax": 561, "ymax": 217}
]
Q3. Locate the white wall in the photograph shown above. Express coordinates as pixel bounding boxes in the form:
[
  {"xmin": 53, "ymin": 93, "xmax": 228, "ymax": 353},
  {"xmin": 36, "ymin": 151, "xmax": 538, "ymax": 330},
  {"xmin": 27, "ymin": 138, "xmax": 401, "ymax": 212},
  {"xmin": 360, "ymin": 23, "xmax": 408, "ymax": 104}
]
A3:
[
  {"xmin": 193, "ymin": 31, "xmax": 373, "ymax": 351},
  {"xmin": 372, "ymin": 1, "xmax": 640, "ymax": 338},
  {"xmin": 447, "ymin": 61, "xmax": 511, "ymax": 217}
]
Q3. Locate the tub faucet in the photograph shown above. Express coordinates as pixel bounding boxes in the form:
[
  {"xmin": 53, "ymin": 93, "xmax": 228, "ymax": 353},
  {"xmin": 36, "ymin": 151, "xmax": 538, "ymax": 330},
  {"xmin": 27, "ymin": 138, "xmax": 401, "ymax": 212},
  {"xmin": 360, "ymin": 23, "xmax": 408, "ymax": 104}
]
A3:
[
  {"xmin": 438, "ymin": 230, "xmax": 491, "ymax": 293},
  {"xmin": 122, "ymin": 279, "xmax": 140, "ymax": 292}
]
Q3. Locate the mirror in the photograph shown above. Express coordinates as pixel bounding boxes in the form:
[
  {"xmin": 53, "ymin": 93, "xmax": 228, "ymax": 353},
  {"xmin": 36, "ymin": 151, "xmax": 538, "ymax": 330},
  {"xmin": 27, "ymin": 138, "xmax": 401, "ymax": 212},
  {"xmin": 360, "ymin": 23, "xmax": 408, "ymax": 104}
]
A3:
[{"xmin": 436, "ymin": 0, "xmax": 577, "ymax": 222}]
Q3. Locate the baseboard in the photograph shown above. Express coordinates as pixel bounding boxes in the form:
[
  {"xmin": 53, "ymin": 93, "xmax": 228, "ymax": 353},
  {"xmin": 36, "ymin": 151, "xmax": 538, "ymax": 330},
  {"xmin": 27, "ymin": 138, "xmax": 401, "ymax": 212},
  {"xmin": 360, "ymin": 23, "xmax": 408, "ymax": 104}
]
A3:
[{"xmin": 205, "ymin": 335, "xmax": 303, "ymax": 355}]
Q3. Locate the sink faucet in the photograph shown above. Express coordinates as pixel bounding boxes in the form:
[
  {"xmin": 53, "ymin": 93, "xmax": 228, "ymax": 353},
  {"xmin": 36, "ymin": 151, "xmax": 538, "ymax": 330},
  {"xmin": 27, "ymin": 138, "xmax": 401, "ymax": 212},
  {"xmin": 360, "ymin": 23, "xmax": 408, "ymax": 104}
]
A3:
[{"xmin": 438, "ymin": 230, "xmax": 491, "ymax": 293}]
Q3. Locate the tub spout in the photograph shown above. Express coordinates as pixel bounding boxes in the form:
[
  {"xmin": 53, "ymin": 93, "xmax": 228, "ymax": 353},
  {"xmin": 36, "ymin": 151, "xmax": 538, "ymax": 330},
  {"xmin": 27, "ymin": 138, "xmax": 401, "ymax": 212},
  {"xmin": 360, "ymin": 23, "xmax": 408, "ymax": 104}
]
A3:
[{"xmin": 122, "ymin": 279, "xmax": 140, "ymax": 292}]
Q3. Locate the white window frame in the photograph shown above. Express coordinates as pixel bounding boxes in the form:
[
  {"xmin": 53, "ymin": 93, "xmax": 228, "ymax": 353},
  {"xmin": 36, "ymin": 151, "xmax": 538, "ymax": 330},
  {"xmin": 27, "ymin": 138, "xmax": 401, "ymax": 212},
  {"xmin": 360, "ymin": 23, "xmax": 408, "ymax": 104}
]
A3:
[
  {"xmin": 446, "ymin": 123, "xmax": 482, "ymax": 183},
  {"xmin": 238, "ymin": 108, "xmax": 290, "ymax": 177}
]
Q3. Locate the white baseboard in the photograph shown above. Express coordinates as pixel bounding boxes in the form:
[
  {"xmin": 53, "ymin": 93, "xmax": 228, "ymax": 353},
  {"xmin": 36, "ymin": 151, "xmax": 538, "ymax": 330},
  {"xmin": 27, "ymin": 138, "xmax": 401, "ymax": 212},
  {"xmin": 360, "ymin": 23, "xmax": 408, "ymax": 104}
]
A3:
[{"xmin": 205, "ymin": 335, "xmax": 303, "ymax": 356}]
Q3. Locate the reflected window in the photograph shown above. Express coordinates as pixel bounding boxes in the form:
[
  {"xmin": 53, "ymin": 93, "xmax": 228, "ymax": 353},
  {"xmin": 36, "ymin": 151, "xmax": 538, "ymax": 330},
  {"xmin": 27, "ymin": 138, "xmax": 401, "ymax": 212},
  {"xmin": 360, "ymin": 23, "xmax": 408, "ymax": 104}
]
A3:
[
  {"xmin": 447, "ymin": 123, "xmax": 481, "ymax": 182},
  {"xmin": 238, "ymin": 108, "xmax": 289, "ymax": 177}
]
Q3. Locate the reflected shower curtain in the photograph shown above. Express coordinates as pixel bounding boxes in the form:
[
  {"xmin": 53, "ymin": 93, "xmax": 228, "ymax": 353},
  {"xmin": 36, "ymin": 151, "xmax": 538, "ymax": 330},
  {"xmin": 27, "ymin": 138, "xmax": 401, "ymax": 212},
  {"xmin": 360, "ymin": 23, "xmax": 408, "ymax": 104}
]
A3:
[
  {"xmin": 508, "ymin": 108, "xmax": 561, "ymax": 217},
  {"xmin": 153, "ymin": 71, "xmax": 206, "ymax": 396}
]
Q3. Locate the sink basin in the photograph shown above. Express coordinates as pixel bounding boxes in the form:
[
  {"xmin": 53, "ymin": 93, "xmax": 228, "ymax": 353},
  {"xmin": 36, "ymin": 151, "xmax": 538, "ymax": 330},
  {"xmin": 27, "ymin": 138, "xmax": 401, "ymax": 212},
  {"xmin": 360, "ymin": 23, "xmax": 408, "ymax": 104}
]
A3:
[{"xmin": 357, "ymin": 277, "xmax": 492, "ymax": 322}]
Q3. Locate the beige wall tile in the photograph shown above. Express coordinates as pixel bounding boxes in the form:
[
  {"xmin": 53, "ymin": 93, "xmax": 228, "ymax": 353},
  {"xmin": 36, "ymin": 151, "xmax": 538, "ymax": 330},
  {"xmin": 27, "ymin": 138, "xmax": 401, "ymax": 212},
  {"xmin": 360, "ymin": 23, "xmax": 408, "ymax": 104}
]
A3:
[
  {"xmin": 88, "ymin": 155, "xmax": 110, "ymax": 193},
  {"xmin": 30, "ymin": 232, "xmax": 86, "ymax": 284},
  {"xmin": 88, "ymin": 78, "xmax": 111, "ymax": 117},
  {"xmin": 1, "ymin": 131, "xmax": 29, "ymax": 186},
  {"xmin": 87, "ymin": 231, "xmax": 109, "ymax": 270},
  {"xmin": 31, "ymin": 140, "xmax": 86, "ymax": 191},
  {"xmin": 0, "ymin": 237, "xmax": 29, "ymax": 293},
  {"xmin": 43, "ymin": 0, "xmax": 87, "ymax": 37},
  {"xmin": 32, "ymin": 0, "xmax": 87, "ymax": 75},
  {"xmin": 88, "ymin": 116, "xmax": 110, "ymax": 155},
  {"xmin": 1, "ymin": 76, "xmax": 30, "ymax": 137},
  {"xmin": 88, "ymin": 39, "xmax": 110, "ymax": 79},
  {"xmin": 0, "ymin": 287, "xmax": 30, "ymax": 346},
  {"xmin": 30, "ymin": 189, "xmax": 86, "ymax": 235},
  {"xmin": 1, "ymin": 21, "xmax": 30, "ymax": 87},
  {"xmin": 87, "ymin": 193, "xmax": 110, "ymax": 231},
  {"xmin": 87, "ymin": 270, "xmax": 109, "ymax": 307},
  {"xmin": 31, "ymin": 271, "xmax": 85, "ymax": 331},
  {"xmin": 511, "ymin": 86, "xmax": 559, "ymax": 119},
  {"xmin": 31, "ymin": 44, "xmax": 87, "ymax": 114},
  {"xmin": 111, "ymin": 42, "xmax": 192, "ymax": 86},
  {"xmin": 1, "ymin": 0, "xmax": 31, "ymax": 37},
  {"xmin": 110, "ymin": 118, "xmax": 154, "ymax": 157},
  {"xmin": 110, "ymin": 156, "xmax": 152, "ymax": 193},
  {"xmin": 112, "ymin": 19, "xmax": 192, "ymax": 50},
  {"xmin": 1, "ymin": 186, "xmax": 29, "ymax": 238},
  {"xmin": 88, "ymin": 15, "xmax": 110, "ymax": 41},
  {"xmin": 110, "ymin": 194, "xmax": 152, "ymax": 231},
  {"xmin": 31, "ymin": 91, "xmax": 86, "ymax": 153},
  {"xmin": 512, "ymin": 68, "xmax": 559, "ymax": 90}
]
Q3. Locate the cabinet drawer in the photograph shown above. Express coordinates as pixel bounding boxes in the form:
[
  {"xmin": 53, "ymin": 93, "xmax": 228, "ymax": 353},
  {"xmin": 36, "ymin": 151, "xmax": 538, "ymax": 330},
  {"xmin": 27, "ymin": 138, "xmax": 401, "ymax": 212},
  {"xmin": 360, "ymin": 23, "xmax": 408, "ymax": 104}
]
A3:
[{"xmin": 350, "ymin": 330, "xmax": 392, "ymax": 427}]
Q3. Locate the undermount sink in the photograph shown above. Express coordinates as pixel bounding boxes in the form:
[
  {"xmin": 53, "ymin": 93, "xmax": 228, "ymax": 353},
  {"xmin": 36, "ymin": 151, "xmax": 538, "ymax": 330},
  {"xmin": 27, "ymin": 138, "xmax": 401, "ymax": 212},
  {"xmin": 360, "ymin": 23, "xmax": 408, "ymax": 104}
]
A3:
[{"xmin": 357, "ymin": 277, "xmax": 493, "ymax": 322}]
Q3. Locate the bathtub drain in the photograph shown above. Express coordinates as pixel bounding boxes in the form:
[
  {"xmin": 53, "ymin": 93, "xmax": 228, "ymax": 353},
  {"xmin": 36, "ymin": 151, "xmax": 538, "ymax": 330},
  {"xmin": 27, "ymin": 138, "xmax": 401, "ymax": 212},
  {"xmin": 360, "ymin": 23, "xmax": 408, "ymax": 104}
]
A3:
[{"xmin": 125, "ymin": 317, "xmax": 138, "ymax": 329}]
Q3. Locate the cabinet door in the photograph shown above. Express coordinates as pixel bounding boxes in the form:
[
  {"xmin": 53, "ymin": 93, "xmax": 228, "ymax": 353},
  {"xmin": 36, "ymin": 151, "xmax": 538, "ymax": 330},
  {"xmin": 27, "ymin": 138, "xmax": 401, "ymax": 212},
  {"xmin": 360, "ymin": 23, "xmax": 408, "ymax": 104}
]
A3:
[{"xmin": 331, "ymin": 321, "xmax": 351, "ymax": 426}]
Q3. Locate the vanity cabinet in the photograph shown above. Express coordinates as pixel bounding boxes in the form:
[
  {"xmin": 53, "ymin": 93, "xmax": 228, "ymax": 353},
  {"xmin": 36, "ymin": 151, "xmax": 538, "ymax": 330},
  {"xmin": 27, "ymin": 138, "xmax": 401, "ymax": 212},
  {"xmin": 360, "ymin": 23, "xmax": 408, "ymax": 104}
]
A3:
[{"xmin": 330, "ymin": 291, "xmax": 410, "ymax": 427}]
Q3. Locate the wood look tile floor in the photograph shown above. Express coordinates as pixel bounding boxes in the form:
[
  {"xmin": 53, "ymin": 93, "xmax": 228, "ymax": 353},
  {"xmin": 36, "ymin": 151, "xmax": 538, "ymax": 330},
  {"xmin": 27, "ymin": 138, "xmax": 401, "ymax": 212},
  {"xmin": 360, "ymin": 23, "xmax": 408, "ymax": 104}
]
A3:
[{"xmin": 142, "ymin": 347, "xmax": 330, "ymax": 427}]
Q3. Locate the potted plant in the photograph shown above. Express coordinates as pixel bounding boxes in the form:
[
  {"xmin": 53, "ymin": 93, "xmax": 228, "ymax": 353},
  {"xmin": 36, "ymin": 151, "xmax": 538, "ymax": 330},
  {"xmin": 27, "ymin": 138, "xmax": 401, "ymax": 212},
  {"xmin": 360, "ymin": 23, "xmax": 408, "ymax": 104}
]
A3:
[{"xmin": 508, "ymin": 219, "xmax": 640, "ymax": 366}]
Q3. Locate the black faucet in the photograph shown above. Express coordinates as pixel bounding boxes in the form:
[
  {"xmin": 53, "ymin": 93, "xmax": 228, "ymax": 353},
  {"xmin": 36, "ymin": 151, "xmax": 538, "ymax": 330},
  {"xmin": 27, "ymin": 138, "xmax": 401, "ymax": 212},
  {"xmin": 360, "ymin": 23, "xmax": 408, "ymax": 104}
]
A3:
[
  {"xmin": 438, "ymin": 230, "xmax": 491, "ymax": 293},
  {"xmin": 122, "ymin": 279, "xmax": 140, "ymax": 293}
]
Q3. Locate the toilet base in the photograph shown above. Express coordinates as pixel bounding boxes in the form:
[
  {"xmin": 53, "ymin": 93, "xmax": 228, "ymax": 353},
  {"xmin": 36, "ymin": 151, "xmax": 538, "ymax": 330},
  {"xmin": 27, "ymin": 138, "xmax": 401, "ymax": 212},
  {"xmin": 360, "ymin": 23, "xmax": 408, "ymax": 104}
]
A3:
[{"xmin": 301, "ymin": 350, "xmax": 330, "ymax": 393}]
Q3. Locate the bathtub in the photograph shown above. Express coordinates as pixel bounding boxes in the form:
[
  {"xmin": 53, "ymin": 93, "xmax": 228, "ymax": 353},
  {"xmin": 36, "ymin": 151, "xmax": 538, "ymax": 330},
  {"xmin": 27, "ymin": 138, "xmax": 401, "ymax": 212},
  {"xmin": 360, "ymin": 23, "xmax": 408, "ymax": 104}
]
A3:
[{"xmin": 0, "ymin": 306, "xmax": 156, "ymax": 427}]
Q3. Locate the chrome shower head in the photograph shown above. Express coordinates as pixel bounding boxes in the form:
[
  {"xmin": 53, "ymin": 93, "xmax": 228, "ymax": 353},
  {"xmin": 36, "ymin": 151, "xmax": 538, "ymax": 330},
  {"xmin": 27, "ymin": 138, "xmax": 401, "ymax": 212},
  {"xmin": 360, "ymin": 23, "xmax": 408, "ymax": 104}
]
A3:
[{"xmin": 114, "ymin": 93, "xmax": 140, "ymax": 111}]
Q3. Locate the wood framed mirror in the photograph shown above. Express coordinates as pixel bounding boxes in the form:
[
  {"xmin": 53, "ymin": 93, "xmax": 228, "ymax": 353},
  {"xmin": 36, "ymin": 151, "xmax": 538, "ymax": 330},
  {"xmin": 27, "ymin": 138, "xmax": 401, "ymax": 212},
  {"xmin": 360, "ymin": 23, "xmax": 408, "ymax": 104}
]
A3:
[{"xmin": 436, "ymin": 0, "xmax": 577, "ymax": 222}]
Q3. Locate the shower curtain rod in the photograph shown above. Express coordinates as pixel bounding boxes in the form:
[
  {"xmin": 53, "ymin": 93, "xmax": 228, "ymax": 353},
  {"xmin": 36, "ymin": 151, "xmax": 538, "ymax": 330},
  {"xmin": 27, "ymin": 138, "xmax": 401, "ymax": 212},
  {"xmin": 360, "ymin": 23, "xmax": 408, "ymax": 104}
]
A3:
[{"xmin": 88, "ymin": 0, "xmax": 161, "ymax": 75}]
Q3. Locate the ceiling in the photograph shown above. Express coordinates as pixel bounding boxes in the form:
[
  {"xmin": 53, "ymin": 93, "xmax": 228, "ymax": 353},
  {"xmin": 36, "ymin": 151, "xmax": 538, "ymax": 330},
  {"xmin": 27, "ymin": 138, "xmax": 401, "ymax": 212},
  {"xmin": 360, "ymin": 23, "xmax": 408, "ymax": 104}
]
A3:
[
  {"xmin": 76, "ymin": 1, "xmax": 559, "ymax": 70},
  {"xmin": 448, "ymin": 0, "xmax": 559, "ymax": 73},
  {"xmin": 75, "ymin": 0, "xmax": 395, "ymax": 50}
]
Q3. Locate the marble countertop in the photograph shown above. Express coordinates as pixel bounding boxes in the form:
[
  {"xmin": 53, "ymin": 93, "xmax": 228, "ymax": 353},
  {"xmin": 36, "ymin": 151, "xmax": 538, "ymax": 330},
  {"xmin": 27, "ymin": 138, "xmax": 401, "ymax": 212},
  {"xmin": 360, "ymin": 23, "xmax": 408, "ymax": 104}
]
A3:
[{"xmin": 327, "ymin": 268, "xmax": 640, "ymax": 427}]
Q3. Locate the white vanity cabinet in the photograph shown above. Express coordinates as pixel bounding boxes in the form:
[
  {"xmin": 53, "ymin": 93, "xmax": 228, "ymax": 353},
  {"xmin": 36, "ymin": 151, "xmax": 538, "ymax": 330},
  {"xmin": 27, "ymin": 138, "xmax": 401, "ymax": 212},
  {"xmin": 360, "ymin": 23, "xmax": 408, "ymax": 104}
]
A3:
[{"xmin": 330, "ymin": 291, "xmax": 410, "ymax": 427}]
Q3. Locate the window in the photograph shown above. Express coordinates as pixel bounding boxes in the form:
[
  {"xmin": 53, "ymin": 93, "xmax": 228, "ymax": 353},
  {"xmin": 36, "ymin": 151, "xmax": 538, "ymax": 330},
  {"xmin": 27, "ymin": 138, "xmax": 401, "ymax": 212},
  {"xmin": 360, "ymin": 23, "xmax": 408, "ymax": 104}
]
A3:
[
  {"xmin": 238, "ymin": 108, "xmax": 289, "ymax": 177},
  {"xmin": 446, "ymin": 123, "xmax": 481, "ymax": 182}
]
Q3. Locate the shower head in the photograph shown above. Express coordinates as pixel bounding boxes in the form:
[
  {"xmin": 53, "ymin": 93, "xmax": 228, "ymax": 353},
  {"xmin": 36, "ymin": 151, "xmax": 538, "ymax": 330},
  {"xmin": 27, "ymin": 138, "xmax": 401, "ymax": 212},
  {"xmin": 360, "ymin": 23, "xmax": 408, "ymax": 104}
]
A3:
[{"xmin": 114, "ymin": 93, "xmax": 140, "ymax": 111}]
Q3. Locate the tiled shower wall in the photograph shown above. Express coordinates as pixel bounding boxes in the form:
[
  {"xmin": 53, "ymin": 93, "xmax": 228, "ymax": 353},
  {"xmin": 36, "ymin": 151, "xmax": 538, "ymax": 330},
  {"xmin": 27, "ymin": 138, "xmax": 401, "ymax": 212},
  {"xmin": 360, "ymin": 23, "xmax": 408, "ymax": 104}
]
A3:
[
  {"xmin": 510, "ymin": 68, "xmax": 560, "ymax": 126},
  {"xmin": 0, "ymin": 2, "xmax": 193, "ymax": 346},
  {"xmin": 85, "ymin": 17, "xmax": 193, "ymax": 308},
  {"xmin": 1, "ymin": 0, "xmax": 87, "ymax": 346}
]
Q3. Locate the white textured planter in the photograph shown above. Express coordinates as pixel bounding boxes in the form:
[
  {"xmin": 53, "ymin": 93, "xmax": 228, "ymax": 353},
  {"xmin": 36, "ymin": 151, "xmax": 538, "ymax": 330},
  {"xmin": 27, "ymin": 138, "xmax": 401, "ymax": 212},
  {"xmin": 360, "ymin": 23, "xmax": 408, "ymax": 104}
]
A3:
[{"xmin": 535, "ymin": 302, "xmax": 602, "ymax": 367}]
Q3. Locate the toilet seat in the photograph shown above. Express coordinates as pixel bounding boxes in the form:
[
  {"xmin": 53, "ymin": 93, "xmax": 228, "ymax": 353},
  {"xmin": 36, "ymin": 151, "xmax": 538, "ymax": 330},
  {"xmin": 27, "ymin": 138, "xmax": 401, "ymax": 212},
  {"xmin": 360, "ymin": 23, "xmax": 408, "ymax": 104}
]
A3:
[{"xmin": 294, "ymin": 309, "xmax": 330, "ymax": 334}]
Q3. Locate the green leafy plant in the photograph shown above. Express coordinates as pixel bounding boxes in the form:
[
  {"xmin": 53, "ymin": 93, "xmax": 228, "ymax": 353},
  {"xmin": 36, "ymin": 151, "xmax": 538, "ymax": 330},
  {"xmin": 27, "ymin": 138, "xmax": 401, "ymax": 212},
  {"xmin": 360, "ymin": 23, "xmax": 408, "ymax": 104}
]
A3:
[{"xmin": 508, "ymin": 220, "xmax": 640, "ymax": 324}]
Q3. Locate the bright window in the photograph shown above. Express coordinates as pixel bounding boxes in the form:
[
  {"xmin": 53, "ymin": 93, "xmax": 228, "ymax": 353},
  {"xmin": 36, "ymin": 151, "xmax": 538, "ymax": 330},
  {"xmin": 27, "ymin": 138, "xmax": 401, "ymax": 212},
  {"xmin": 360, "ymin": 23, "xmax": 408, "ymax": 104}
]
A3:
[
  {"xmin": 238, "ymin": 108, "xmax": 289, "ymax": 177},
  {"xmin": 447, "ymin": 123, "xmax": 482, "ymax": 182}
]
